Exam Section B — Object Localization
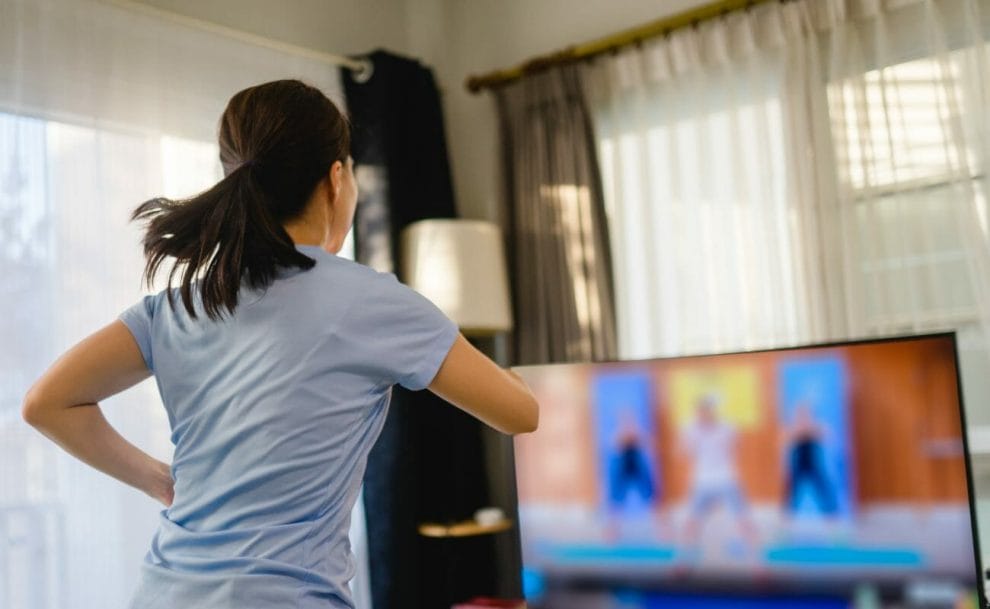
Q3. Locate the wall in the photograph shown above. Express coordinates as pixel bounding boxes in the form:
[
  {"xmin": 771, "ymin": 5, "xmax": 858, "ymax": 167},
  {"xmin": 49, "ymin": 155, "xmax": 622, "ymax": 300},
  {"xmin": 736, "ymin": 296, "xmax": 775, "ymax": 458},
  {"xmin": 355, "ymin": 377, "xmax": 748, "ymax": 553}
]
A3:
[{"xmin": 136, "ymin": 0, "xmax": 413, "ymax": 57}]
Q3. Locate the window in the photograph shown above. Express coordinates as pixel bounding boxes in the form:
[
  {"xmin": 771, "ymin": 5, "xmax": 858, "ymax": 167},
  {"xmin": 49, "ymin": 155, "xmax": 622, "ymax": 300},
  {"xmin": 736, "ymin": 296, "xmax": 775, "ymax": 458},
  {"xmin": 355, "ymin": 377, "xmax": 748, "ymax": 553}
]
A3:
[{"xmin": 829, "ymin": 49, "xmax": 990, "ymax": 332}]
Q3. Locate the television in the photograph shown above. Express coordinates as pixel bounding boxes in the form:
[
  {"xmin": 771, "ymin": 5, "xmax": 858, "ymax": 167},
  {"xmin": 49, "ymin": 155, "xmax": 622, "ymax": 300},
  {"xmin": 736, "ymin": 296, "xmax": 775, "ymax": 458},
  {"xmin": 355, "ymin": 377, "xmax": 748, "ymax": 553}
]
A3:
[{"xmin": 513, "ymin": 334, "xmax": 984, "ymax": 609}]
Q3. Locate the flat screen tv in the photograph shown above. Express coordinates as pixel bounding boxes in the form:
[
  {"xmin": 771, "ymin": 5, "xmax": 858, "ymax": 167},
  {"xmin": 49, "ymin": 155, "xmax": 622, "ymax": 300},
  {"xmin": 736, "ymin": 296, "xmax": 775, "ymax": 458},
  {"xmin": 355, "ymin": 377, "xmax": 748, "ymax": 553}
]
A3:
[{"xmin": 513, "ymin": 334, "xmax": 983, "ymax": 608}]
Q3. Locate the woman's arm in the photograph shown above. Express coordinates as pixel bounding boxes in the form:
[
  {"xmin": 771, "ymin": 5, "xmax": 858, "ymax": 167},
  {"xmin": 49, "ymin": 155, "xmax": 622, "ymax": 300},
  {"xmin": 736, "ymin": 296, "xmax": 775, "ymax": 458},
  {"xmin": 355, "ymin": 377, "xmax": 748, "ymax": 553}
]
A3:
[
  {"xmin": 21, "ymin": 320, "xmax": 174, "ymax": 507},
  {"xmin": 427, "ymin": 334, "xmax": 539, "ymax": 435}
]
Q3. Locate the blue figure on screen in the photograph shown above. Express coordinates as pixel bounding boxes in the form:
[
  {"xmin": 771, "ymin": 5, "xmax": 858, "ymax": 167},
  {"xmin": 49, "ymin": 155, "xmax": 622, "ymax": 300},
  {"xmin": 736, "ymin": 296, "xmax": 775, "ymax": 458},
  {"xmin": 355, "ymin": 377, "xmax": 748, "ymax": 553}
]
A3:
[
  {"xmin": 593, "ymin": 371, "xmax": 660, "ymax": 542},
  {"xmin": 610, "ymin": 409, "xmax": 655, "ymax": 507},
  {"xmin": 784, "ymin": 402, "xmax": 839, "ymax": 516},
  {"xmin": 778, "ymin": 356, "xmax": 852, "ymax": 525}
]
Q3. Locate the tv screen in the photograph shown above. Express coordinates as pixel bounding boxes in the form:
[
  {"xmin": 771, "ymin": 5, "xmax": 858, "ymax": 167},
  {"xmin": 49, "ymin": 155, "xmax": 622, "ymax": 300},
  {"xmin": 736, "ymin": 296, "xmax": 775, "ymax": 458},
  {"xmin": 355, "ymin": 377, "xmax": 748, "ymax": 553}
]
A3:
[{"xmin": 513, "ymin": 334, "xmax": 983, "ymax": 608}]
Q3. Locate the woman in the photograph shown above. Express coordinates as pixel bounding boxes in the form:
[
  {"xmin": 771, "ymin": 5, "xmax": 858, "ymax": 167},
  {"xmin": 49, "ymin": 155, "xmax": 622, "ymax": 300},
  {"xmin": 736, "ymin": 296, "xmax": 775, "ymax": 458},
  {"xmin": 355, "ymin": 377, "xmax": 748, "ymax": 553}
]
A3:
[{"xmin": 21, "ymin": 79, "xmax": 539, "ymax": 609}]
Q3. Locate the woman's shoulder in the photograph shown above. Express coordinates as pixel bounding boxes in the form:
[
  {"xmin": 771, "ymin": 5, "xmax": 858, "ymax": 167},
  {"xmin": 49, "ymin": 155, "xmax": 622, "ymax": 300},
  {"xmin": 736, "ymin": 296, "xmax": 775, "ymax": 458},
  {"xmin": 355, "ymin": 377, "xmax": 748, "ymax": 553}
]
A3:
[
  {"xmin": 301, "ymin": 251, "xmax": 401, "ymax": 291},
  {"xmin": 291, "ymin": 252, "xmax": 429, "ymax": 318}
]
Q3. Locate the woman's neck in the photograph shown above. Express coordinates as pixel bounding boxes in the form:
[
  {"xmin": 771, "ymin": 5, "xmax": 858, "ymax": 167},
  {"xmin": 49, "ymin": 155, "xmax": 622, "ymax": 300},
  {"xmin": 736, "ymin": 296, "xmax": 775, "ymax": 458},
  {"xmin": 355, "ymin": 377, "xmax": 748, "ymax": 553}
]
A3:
[{"xmin": 284, "ymin": 222, "xmax": 323, "ymax": 247}]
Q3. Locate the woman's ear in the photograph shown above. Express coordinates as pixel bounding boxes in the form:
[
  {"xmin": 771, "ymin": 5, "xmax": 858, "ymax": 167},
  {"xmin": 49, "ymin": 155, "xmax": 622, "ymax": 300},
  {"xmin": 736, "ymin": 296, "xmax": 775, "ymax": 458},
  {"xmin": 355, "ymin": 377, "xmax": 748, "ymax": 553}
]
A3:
[{"xmin": 328, "ymin": 160, "xmax": 344, "ymax": 204}]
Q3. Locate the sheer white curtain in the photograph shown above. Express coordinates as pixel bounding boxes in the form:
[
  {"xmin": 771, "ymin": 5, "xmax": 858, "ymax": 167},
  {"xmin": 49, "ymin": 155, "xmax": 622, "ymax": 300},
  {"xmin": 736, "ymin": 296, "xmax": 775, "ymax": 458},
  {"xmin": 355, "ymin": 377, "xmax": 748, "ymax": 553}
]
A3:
[
  {"xmin": 586, "ymin": 0, "xmax": 990, "ymax": 416},
  {"xmin": 0, "ymin": 1, "xmax": 368, "ymax": 608},
  {"xmin": 586, "ymin": 11, "xmax": 801, "ymax": 359}
]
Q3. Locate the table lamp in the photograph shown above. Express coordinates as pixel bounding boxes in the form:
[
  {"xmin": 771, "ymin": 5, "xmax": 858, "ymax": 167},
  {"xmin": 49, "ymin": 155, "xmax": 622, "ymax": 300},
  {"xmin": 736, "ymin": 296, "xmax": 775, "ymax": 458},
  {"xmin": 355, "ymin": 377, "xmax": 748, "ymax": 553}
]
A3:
[{"xmin": 400, "ymin": 219, "xmax": 512, "ymax": 336}]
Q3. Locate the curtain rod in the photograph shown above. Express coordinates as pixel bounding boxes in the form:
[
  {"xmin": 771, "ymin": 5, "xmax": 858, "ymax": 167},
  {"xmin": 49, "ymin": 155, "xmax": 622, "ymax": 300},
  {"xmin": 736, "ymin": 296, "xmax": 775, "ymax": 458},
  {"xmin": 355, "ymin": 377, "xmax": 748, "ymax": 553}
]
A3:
[
  {"xmin": 100, "ymin": 0, "xmax": 373, "ymax": 82},
  {"xmin": 465, "ymin": 0, "xmax": 777, "ymax": 93}
]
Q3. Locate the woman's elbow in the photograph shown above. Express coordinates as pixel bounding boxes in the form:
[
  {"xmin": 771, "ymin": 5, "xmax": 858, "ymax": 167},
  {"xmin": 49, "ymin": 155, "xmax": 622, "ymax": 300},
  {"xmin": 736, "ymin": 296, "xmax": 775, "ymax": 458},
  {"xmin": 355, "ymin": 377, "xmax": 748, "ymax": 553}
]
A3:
[
  {"xmin": 508, "ymin": 396, "xmax": 539, "ymax": 435},
  {"xmin": 524, "ymin": 397, "xmax": 539, "ymax": 433},
  {"xmin": 21, "ymin": 386, "xmax": 46, "ymax": 427}
]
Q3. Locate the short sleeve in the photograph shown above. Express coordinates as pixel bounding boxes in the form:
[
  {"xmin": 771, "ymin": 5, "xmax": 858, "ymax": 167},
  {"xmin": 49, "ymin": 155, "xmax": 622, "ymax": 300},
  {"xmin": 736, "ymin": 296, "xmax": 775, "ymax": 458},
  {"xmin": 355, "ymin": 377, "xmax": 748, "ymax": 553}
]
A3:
[
  {"xmin": 349, "ymin": 273, "xmax": 459, "ymax": 391},
  {"xmin": 118, "ymin": 294, "xmax": 156, "ymax": 372}
]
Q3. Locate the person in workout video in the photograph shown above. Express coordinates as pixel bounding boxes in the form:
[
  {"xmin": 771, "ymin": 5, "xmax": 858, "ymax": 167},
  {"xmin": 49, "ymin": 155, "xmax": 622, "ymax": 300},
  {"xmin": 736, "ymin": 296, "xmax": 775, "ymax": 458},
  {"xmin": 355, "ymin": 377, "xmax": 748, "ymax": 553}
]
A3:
[
  {"xmin": 609, "ymin": 408, "xmax": 655, "ymax": 507},
  {"xmin": 680, "ymin": 395, "xmax": 758, "ymax": 555},
  {"xmin": 783, "ymin": 402, "xmax": 838, "ymax": 516}
]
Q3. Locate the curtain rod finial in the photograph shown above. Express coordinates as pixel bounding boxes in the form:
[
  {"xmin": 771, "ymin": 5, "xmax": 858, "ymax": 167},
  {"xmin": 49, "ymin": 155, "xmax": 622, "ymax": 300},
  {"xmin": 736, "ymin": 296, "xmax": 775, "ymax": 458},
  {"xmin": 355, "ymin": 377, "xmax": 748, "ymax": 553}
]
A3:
[{"xmin": 351, "ymin": 58, "xmax": 374, "ymax": 84}]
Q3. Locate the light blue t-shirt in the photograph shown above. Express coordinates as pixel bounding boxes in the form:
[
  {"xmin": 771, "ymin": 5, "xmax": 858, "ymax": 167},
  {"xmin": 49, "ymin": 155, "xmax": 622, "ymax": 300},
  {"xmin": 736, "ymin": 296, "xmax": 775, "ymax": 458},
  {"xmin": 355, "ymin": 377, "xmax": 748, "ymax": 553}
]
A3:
[{"xmin": 119, "ymin": 244, "xmax": 459, "ymax": 609}]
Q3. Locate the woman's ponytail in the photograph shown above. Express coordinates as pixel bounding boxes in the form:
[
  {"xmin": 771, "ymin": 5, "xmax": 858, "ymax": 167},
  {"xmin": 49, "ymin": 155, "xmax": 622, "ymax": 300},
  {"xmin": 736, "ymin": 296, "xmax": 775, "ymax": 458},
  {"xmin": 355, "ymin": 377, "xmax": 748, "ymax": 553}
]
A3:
[
  {"xmin": 131, "ymin": 80, "xmax": 350, "ymax": 320},
  {"xmin": 132, "ymin": 162, "xmax": 314, "ymax": 320}
]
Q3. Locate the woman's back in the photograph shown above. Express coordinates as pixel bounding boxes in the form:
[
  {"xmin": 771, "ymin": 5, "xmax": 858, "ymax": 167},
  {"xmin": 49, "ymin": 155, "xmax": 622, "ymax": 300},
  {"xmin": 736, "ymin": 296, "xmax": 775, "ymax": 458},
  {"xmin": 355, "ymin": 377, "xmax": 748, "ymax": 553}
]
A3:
[{"xmin": 123, "ymin": 244, "xmax": 457, "ymax": 609}]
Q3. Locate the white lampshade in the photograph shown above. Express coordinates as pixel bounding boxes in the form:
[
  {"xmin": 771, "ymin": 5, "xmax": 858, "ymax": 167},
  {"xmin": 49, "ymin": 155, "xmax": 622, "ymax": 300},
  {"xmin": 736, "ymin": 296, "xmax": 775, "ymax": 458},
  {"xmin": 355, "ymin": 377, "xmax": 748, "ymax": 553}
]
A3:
[{"xmin": 400, "ymin": 219, "xmax": 513, "ymax": 335}]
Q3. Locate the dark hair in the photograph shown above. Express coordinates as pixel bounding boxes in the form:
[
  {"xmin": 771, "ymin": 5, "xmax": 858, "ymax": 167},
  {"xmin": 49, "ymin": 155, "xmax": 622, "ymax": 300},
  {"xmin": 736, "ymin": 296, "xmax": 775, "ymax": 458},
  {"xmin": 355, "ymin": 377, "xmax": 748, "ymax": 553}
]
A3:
[{"xmin": 132, "ymin": 79, "xmax": 350, "ymax": 320}]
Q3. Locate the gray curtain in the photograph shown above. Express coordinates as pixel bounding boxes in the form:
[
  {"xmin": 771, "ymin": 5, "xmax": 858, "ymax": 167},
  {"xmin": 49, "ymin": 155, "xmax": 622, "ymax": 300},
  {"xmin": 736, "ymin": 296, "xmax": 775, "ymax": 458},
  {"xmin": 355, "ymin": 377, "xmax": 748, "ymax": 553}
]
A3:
[{"xmin": 495, "ymin": 64, "xmax": 618, "ymax": 365}]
